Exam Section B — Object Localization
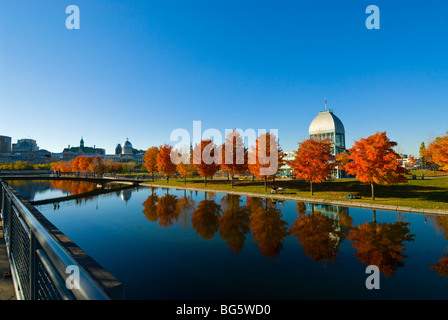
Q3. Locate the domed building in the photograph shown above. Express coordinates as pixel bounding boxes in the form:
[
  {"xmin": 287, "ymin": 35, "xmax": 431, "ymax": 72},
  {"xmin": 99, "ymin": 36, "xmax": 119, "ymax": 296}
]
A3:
[
  {"xmin": 122, "ymin": 138, "xmax": 134, "ymax": 156},
  {"xmin": 114, "ymin": 138, "xmax": 144, "ymax": 164},
  {"xmin": 309, "ymin": 108, "xmax": 346, "ymax": 155},
  {"xmin": 309, "ymin": 105, "xmax": 347, "ymax": 178}
]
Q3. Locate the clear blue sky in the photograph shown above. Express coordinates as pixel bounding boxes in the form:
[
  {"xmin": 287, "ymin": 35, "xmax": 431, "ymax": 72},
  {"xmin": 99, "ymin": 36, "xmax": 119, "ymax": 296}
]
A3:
[{"xmin": 1, "ymin": 0, "xmax": 447, "ymax": 156}]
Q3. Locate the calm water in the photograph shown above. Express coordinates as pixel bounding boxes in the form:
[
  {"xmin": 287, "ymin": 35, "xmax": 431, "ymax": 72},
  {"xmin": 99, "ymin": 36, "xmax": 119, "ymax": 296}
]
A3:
[{"xmin": 7, "ymin": 180, "xmax": 448, "ymax": 300}]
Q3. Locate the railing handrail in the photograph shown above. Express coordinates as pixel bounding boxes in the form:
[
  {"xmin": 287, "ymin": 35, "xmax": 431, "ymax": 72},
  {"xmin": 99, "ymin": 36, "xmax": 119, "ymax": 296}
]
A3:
[{"xmin": 0, "ymin": 178, "xmax": 123, "ymax": 300}]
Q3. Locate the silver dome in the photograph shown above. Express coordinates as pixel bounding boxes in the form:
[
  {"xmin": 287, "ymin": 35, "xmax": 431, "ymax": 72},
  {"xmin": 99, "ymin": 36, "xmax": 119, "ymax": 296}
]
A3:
[{"xmin": 309, "ymin": 110, "xmax": 345, "ymax": 135}]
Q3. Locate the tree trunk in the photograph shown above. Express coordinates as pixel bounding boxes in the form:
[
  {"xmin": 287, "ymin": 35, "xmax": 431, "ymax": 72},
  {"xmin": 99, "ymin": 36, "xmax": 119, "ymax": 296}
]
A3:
[
  {"xmin": 231, "ymin": 175, "xmax": 234, "ymax": 188},
  {"xmin": 310, "ymin": 181, "xmax": 313, "ymax": 196},
  {"xmin": 264, "ymin": 176, "xmax": 267, "ymax": 191},
  {"xmin": 152, "ymin": 173, "xmax": 155, "ymax": 182},
  {"xmin": 184, "ymin": 176, "xmax": 186, "ymax": 185},
  {"xmin": 371, "ymin": 182, "xmax": 375, "ymax": 201},
  {"xmin": 205, "ymin": 176, "xmax": 207, "ymax": 187}
]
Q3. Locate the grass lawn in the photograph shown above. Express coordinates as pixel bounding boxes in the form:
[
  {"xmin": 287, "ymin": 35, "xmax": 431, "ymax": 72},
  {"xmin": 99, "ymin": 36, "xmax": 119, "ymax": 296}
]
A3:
[{"xmin": 143, "ymin": 176, "xmax": 448, "ymax": 211}]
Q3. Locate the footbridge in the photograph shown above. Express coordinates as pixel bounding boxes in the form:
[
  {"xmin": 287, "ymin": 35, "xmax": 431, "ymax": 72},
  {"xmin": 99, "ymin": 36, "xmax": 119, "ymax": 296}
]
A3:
[{"xmin": 0, "ymin": 172, "xmax": 148, "ymax": 187}]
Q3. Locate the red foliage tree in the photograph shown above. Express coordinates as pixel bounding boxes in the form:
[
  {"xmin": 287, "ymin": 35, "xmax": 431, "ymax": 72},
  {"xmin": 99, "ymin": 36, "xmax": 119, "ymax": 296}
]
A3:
[
  {"xmin": 288, "ymin": 137, "xmax": 335, "ymax": 195},
  {"xmin": 143, "ymin": 146, "xmax": 160, "ymax": 181},
  {"xmin": 338, "ymin": 132, "xmax": 409, "ymax": 200},
  {"xmin": 220, "ymin": 130, "xmax": 248, "ymax": 188},
  {"xmin": 248, "ymin": 132, "xmax": 283, "ymax": 191},
  {"xmin": 425, "ymin": 132, "xmax": 448, "ymax": 171},
  {"xmin": 192, "ymin": 139, "xmax": 220, "ymax": 186},
  {"xmin": 156, "ymin": 144, "xmax": 177, "ymax": 182}
]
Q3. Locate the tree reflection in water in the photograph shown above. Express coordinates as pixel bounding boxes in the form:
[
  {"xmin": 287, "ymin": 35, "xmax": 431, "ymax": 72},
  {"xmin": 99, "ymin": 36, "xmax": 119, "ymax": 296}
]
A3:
[
  {"xmin": 192, "ymin": 199, "xmax": 221, "ymax": 239},
  {"xmin": 176, "ymin": 190, "xmax": 196, "ymax": 229},
  {"xmin": 140, "ymin": 190, "xmax": 419, "ymax": 274},
  {"xmin": 427, "ymin": 215, "xmax": 448, "ymax": 279},
  {"xmin": 51, "ymin": 180, "xmax": 97, "ymax": 195},
  {"xmin": 249, "ymin": 199, "xmax": 288, "ymax": 258},
  {"xmin": 348, "ymin": 210, "xmax": 415, "ymax": 277},
  {"xmin": 218, "ymin": 195, "xmax": 250, "ymax": 254},
  {"xmin": 142, "ymin": 188, "xmax": 159, "ymax": 222},
  {"xmin": 156, "ymin": 194, "xmax": 179, "ymax": 227},
  {"xmin": 289, "ymin": 206, "xmax": 344, "ymax": 263}
]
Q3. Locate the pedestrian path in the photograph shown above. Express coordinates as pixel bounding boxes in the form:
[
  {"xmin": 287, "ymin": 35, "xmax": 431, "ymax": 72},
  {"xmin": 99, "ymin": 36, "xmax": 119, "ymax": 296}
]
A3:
[{"xmin": 0, "ymin": 222, "xmax": 15, "ymax": 300}]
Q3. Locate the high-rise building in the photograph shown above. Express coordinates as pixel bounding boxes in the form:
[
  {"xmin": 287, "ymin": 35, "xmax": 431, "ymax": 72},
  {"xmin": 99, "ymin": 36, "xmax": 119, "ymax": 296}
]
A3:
[{"xmin": 0, "ymin": 136, "xmax": 12, "ymax": 154}]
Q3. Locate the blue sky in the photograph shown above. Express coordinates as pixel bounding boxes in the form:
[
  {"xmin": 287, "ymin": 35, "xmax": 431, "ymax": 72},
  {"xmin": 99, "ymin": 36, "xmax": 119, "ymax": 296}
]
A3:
[{"xmin": 0, "ymin": 0, "xmax": 447, "ymax": 156}]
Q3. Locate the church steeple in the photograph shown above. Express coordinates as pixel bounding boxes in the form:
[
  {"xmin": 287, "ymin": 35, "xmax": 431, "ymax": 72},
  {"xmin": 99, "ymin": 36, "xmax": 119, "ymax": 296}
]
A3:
[{"xmin": 80, "ymin": 136, "xmax": 84, "ymax": 149}]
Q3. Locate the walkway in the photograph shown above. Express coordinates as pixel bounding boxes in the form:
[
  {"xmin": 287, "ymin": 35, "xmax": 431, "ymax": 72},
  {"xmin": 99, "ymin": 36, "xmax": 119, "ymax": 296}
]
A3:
[{"xmin": 0, "ymin": 221, "xmax": 15, "ymax": 300}]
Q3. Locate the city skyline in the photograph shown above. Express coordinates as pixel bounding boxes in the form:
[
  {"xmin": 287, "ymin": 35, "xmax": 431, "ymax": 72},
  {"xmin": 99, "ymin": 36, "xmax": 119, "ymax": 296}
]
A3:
[{"xmin": 1, "ymin": 0, "xmax": 447, "ymax": 156}]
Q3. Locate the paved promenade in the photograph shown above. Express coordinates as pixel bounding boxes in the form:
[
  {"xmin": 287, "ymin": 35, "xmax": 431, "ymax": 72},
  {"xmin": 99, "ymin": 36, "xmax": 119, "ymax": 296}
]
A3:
[{"xmin": 0, "ymin": 222, "xmax": 15, "ymax": 300}]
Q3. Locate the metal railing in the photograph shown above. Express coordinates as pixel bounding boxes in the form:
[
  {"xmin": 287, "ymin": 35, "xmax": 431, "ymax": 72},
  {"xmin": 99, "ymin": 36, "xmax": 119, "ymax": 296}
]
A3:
[{"xmin": 0, "ymin": 178, "xmax": 123, "ymax": 300}]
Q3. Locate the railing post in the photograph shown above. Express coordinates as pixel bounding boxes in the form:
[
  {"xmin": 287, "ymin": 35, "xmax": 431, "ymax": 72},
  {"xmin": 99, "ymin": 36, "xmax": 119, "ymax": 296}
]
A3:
[{"xmin": 29, "ymin": 232, "xmax": 37, "ymax": 300}]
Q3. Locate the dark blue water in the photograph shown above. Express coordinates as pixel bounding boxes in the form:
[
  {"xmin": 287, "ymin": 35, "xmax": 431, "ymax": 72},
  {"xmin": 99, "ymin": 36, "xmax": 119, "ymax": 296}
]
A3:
[{"xmin": 7, "ymin": 180, "xmax": 448, "ymax": 300}]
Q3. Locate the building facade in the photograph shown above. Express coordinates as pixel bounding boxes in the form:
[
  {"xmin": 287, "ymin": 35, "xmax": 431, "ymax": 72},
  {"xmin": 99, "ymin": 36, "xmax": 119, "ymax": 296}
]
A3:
[
  {"xmin": 0, "ymin": 136, "xmax": 11, "ymax": 154},
  {"xmin": 62, "ymin": 137, "xmax": 105, "ymax": 160},
  {"xmin": 12, "ymin": 139, "xmax": 39, "ymax": 154}
]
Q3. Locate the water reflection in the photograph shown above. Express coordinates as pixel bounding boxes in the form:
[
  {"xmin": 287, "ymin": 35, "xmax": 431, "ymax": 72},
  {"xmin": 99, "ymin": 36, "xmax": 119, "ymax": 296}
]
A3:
[
  {"xmin": 219, "ymin": 195, "xmax": 250, "ymax": 254},
  {"xmin": 8, "ymin": 180, "xmax": 448, "ymax": 289},
  {"xmin": 192, "ymin": 199, "xmax": 221, "ymax": 240},
  {"xmin": 51, "ymin": 180, "xmax": 97, "ymax": 195},
  {"xmin": 139, "ymin": 190, "xmax": 425, "ymax": 277},
  {"xmin": 348, "ymin": 211, "xmax": 415, "ymax": 277},
  {"xmin": 249, "ymin": 200, "xmax": 288, "ymax": 258},
  {"xmin": 6, "ymin": 180, "xmax": 53, "ymax": 201},
  {"xmin": 120, "ymin": 189, "xmax": 132, "ymax": 204}
]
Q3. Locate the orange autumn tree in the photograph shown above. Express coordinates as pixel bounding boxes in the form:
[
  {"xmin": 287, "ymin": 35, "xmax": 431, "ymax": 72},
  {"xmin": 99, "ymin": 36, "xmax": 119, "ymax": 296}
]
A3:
[
  {"xmin": 72, "ymin": 156, "xmax": 94, "ymax": 172},
  {"xmin": 248, "ymin": 132, "xmax": 283, "ymax": 191},
  {"xmin": 338, "ymin": 131, "xmax": 408, "ymax": 200},
  {"xmin": 220, "ymin": 130, "xmax": 248, "ymax": 188},
  {"xmin": 143, "ymin": 146, "xmax": 160, "ymax": 181},
  {"xmin": 425, "ymin": 132, "xmax": 448, "ymax": 171},
  {"xmin": 157, "ymin": 144, "xmax": 177, "ymax": 183},
  {"xmin": 193, "ymin": 139, "xmax": 220, "ymax": 186},
  {"xmin": 288, "ymin": 137, "xmax": 335, "ymax": 196},
  {"xmin": 51, "ymin": 160, "xmax": 73, "ymax": 173},
  {"xmin": 176, "ymin": 146, "xmax": 196, "ymax": 185}
]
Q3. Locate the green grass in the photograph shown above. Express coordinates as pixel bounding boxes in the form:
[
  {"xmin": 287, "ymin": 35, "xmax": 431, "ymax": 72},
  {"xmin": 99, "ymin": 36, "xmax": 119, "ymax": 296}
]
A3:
[{"xmin": 144, "ymin": 176, "xmax": 448, "ymax": 211}]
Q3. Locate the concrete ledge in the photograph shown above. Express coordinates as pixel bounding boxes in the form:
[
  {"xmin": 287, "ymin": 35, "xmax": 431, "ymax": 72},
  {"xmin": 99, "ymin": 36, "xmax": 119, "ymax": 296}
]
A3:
[{"xmin": 142, "ymin": 183, "xmax": 448, "ymax": 216}]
